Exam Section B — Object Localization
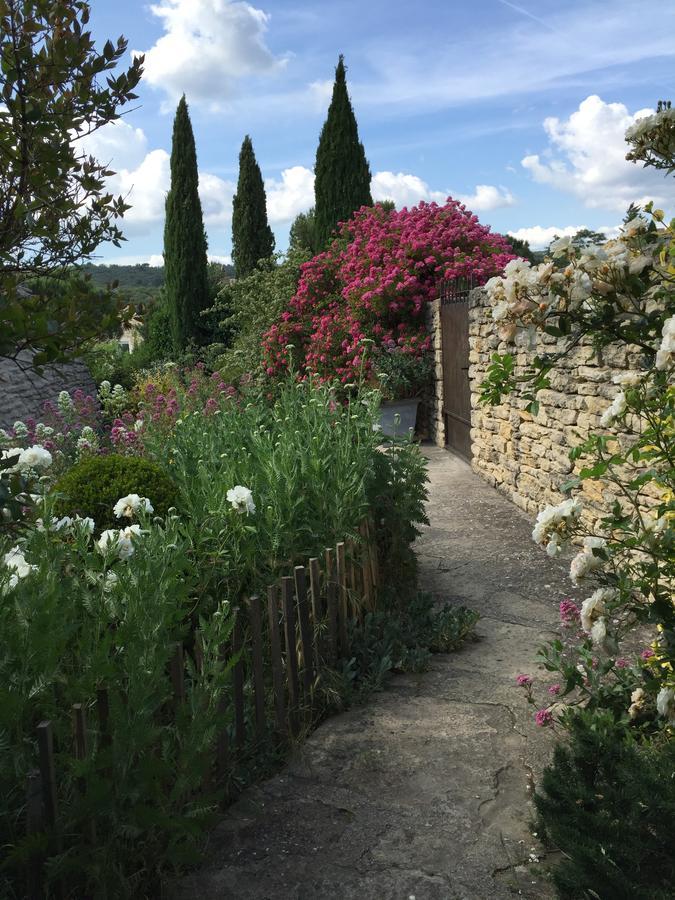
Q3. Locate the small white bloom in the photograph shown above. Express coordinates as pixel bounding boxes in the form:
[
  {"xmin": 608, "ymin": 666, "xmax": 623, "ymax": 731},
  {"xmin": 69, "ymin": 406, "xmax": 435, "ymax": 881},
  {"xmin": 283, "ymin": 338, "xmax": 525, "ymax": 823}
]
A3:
[
  {"xmin": 113, "ymin": 494, "xmax": 153, "ymax": 519},
  {"xmin": 580, "ymin": 588, "xmax": 613, "ymax": 633},
  {"xmin": 570, "ymin": 537, "xmax": 607, "ymax": 585},
  {"xmin": 103, "ymin": 570, "xmax": 118, "ymax": 591},
  {"xmin": 17, "ymin": 445, "xmax": 52, "ymax": 471},
  {"xmin": 96, "ymin": 529, "xmax": 119, "ymax": 554},
  {"xmin": 655, "ymin": 315, "xmax": 674, "ymax": 371},
  {"xmin": 550, "ymin": 235, "xmax": 572, "ymax": 256},
  {"xmin": 612, "ymin": 371, "xmax": 642, "ymax": 387},
  {"xmin": 600, "ymin": 391, "xmax": 626, "ymax": 428},
  {"xmin": 226, "ymin": 485, "xmax": 256, "ymax": 515},
  {"xmin": 628, "ymin": 687, "xmax": 646, "ymax": 720},
  {"xmin": 656, "ymin": 687, "xmax": 675, "ymax": 724},
  {"xmin": 590, "ymin": 616, "xmax": 607, "ymax": 647},
  {"xmin": 118, "ymin": 524, "xmax": 142, "ymax": 560}
]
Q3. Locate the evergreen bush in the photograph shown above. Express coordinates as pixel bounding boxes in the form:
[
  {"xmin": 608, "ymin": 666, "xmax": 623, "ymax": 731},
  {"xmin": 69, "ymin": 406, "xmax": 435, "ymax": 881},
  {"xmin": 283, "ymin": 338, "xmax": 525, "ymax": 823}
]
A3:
[
  {"xmin": 535, "ymin": 709, "xmax": 675, "ymax": 899},
  {"xmin": 53, "ymin": 454, "xmax": 179, "ymax": 530}
]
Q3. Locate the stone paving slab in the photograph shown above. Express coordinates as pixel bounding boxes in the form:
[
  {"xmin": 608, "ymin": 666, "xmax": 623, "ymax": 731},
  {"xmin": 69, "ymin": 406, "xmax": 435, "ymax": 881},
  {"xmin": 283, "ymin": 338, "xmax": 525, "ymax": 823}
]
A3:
[{"xmin": 170, "ymin": 446, "xmax": 580, "ymax": 899}]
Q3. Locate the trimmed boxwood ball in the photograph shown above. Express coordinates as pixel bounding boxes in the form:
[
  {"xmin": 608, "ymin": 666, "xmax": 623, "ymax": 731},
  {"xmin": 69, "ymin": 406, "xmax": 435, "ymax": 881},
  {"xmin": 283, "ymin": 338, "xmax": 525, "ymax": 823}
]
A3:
[{"xmin": 53, "ymin": 454, "xmax": 180, "ymax": 531}]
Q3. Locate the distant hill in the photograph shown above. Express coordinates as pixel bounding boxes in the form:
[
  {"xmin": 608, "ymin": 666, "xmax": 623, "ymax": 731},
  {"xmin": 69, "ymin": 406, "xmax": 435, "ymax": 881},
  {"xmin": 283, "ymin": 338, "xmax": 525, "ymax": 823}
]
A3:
[{"xmin": 80, "ymin": 262, "xmax": 235, "ymax": 308}]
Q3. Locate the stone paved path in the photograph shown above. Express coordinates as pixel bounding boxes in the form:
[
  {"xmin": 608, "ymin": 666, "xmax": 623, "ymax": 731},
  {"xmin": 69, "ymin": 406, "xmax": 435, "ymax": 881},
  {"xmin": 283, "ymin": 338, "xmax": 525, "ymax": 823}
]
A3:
[{"xmin": 171, "ymin": 447, "xmax": 579, "ymax": 899}]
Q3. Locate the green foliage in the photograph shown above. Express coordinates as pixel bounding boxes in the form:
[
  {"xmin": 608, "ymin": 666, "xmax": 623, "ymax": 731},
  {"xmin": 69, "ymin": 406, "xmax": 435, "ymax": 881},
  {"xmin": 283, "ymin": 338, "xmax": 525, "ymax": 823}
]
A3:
[
  {"xmin": 0, "ymin": 509, "xmax": 235, "ymax": 897},
  {"xmin": 53, "ymin": 454, "xmax": 179, "ymax": 531},
  {"xmin": 232, "ymin": 135, "xmax": 275, "ymax": 278},
  {"xmin": 323, "ymin": 593, "xmax": 479, "ymax": 707},
  {"xmin": 504, "ymin": 235, "xmax": 537, "ymax": 263},
  {"xmin": 289, "ymin": 207, "xmax": 320, "ymax": 255},
  {"xmin": 0, "ymin": 0, "xmax": 144, "ymax": 367},
  {"xmin": 205, "ymin": 250, "xmax": 308, "ymax": 382},
  {"xmin": 373, "ymin": 349, "xmax": 434, "ymax": 401},
  {"xmin": 314, "ymin": 55, "xmax": 372, "ymax": 249},
  {"xmin": 164, "ymin": 96, "xmax": 210, "ymax": 353},
  {"xmin": 535, "ymin": 710, "xmax": 675, "ymax": 899}
]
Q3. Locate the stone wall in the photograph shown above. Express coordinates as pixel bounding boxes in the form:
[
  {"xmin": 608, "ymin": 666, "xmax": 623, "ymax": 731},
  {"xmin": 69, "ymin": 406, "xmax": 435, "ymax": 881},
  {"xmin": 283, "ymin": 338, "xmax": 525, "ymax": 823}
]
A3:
[
  {"xmin": 425, "ymin": 299, "xmax": 445, "ymax": 448},
  {"xmin": 468, "ymin": 287, "xmax": 652, "ymax": 522},
  {"xmin": 0, "ymin": 351, "xmax": 97, "ymax": 430}
]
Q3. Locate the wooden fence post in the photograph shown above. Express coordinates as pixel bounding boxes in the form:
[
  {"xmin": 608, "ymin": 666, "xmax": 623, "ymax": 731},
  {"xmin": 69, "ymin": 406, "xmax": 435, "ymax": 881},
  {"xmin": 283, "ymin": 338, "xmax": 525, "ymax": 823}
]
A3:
[
  {"xmin": 36, "ymin": 722, "xmax": 58, "ymax": 834},
  {"xmin": 266, "ymin": 585, "xmax": 286, "ymax": 738},
  {"xmin": 25, "ymin": 770, "xmax": 44, "ymax": 900},
  {"xmin": 247, "ymin": 596, "xmax": 266, "ymax": 744},
  {"xmin": 294, "ymin": 565, "xmax": 314, "ymax": 697},
  {"xmin": 308, "ymin": 557, "xmax": 323, "ymax": 669},
  {"xmin": 359, "ymin": 521, "xmax": 374, "ymax": 611},
  {"xmin": 335, "ymin": 542, "xmax": 349, "ymax": 657},
  {"xmin": 324, "ymin": 547, "xmax": 338, "ymax": 665},
  {"xmin": 170, "ymin": 643, "xmax": 186, "ymax": 708},
  {"xmin": 232, "ymin": 610, "xmax": 246, "ymax": 752},
  {"xmin": 281, "ymin": 576, "xmax": 300, "ymax": 735}
]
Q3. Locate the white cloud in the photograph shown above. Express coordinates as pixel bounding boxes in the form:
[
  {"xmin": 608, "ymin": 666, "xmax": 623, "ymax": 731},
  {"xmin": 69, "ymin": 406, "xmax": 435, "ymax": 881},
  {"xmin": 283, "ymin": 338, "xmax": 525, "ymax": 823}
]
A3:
[
  {"xmin": 199, "ymin": 172, "xmax": 236, "ymax": 226},
  {"xmin": 456, "ymin": 184, "xmax": 515, "ymax": 211},
  {"xmin": 508, "ymin": 223, "xmax": 621, "ymax": 250},
  {"xmin": 136, "ymin": 0, "xmax": 286, "ymax": 107},
  {"xmin": 371, "ymin": 171, "xmax": 446, "ymax": 207},
  {"xmin": 522, "ymin": 95, "xmax": 675, "ymax": 213},
  {"xmin": 265, "ymin": 166, "xmax": 315, "ymax": 222}
]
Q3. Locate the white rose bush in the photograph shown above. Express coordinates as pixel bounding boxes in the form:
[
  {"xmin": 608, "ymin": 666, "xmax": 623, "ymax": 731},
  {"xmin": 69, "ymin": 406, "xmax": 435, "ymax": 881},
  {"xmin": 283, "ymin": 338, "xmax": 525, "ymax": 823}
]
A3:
[{"xmin": 485, "ymin": 109, "xmax": 675, "ymax": 737}]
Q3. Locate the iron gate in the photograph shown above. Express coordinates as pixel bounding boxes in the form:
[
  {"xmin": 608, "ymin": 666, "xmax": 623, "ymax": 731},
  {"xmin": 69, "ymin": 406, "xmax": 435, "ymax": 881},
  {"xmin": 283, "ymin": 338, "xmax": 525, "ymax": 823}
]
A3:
[{"xmin": 439, "ymin": 277, "xmax": 472, "ymax": 459}]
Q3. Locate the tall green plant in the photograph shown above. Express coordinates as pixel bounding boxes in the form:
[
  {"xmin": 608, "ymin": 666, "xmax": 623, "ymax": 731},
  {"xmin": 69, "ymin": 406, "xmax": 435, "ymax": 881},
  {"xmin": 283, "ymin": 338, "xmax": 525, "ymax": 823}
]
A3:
[
  {"xmin": 314, "ymin": 55, "xmax": 372, "ymax": 249},
  {"xmin": 164, "ymin": 96, "xmax": 210, "ymax": 353},
  {"xmin": 232, "ymin": 136, "xmax": 274, "ymax": 278}
]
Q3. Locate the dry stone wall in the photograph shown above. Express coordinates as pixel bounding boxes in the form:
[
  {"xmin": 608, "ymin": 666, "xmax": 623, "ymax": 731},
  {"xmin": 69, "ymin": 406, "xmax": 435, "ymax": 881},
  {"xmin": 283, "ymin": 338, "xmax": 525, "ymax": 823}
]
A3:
[
  {"xmin": 424, "ymin": 299, "xmax": 445, "ymax": 448},
  {"xmin": 0, "ymin": 351, "xmax": 97, "ymax": 430},
  {"xmin": 467, "ymin": 287, "xmax": 652, "ymax": 523}
]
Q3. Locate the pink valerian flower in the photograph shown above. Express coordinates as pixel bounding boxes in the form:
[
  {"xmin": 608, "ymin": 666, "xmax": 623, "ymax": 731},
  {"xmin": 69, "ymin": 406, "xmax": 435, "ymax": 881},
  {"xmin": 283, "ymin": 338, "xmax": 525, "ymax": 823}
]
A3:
[
  {"xmin": 516, "ymin": 674, "xmax": 533, "ymax": 687},
  {"xmin": 535, "ymin": 709, "xmax": 554, "ymax": 727},
  {"xmin": 641, "ymin": 647, "xmax": 655, "ymax": 660},
  {"xmin": 615, "ymin": 658, "xmax": 629, "ymax": 669},
  {"xmin": 559, "ymin": 599, "xmax": 581, "ymax": 625},
  {"xmin": 548, "ymin": 684, "xmax": 561, "ymax": 696}
]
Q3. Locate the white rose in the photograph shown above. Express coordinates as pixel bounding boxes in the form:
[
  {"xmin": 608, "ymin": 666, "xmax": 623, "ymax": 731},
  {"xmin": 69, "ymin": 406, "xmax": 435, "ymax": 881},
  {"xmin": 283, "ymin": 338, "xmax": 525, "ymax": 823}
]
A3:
[
  {"xmin": 550, "ymin": 235, "xmax": 572, "ymax": 256},
  {"xmin": 590, "ymin": 617, "xmax": 607, "ymax": 647},
  {"xmin": 570, "ymin": 537, "xmax": 607, "ymax": 585},
  {"xmin": 655, "ymin": 315, "xmax": 674, "ymax": 371},
  {"xmin": 600, "ymin": 392, "xmax": 626, "ymax": 427},
  {"xmin": 580, "ymin": 588, "xmax": 613, "ymax": 633}
]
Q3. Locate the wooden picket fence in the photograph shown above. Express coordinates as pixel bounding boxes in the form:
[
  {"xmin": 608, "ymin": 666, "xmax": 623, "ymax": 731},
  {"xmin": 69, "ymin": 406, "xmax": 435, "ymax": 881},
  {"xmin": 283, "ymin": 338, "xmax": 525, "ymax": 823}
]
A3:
[{"xmin": 21, "ymin": 523, "xmax": 379, "ymax": 897}]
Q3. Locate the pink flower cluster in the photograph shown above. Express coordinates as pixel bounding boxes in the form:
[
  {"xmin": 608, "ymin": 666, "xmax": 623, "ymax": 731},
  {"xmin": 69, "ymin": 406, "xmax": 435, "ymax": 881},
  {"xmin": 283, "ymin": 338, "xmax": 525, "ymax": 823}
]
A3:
[
  {"xmin": 559, "ymin": 599, "xmax": 581, "ymax": 625},
  {"xmin": 263, "ymin": 200, "xmax": 514, "ymax": 383}
]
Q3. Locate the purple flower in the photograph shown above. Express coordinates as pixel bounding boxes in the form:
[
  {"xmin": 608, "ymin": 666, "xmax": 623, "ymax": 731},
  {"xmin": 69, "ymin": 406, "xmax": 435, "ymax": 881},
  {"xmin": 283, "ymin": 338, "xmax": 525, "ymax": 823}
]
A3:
[
  {"xmin": 516, "ymin": 674, "xmax": 533, "ymax": 687},
  {"xmin": 535, "ymin": 709, "xmax": 553, "ymax": 727},
  {"xmin": 548, "ymin": 684, "xmax": 561, "ymax": 696},
  {"xmin": 641, "ymin": 647, "xmax": 655, "ymax": 660}
]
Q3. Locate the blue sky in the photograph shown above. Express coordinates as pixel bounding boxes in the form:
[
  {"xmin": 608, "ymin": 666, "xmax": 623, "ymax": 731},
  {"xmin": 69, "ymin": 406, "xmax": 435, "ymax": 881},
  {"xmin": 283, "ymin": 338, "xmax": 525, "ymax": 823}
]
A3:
[{"xmin": 87, "ymin": 0, "xmax": 675, "ymax": 264}]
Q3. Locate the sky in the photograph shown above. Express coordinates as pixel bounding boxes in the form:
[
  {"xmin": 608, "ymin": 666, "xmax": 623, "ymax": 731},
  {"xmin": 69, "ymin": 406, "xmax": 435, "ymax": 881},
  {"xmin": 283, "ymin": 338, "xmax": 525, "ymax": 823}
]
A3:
[{"xmin": 86, "ymin": 0, "xmax": 675, "ymax": 265}]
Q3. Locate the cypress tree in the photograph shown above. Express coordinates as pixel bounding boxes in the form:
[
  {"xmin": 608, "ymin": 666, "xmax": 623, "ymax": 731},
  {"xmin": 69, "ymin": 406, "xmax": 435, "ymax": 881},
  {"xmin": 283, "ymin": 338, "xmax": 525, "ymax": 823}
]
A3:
[
  {"xmin": 232, "ymin": 135, "xmax": 275, "ymax": 278},
  {"xmin": 163, "ymin": 95, "xmax": 210, "ymax": 352},
  {"xmin": 314, "ymin": 55, "xmax": 372, "ymax": 249}
]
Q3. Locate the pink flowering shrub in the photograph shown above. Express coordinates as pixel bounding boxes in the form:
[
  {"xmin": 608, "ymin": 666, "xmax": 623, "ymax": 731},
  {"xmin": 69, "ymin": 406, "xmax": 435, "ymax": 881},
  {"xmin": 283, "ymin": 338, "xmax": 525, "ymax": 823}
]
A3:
[{"xmin": 263, "ymin": 200, "xmax": 514, "ymax": 385}]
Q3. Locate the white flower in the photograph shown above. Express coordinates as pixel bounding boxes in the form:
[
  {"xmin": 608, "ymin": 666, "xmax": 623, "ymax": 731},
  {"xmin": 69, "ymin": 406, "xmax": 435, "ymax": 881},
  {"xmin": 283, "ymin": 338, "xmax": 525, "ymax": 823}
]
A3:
[
  {"xmin": 491, "ymin": 300, "xmax": 510, "ymax": 321},
  {"xmin": 621, "ymin": 215, "xmax": 649, "ymax": 238},
  {"xmin": 118, "ymin": 524, "xmax": 142, "ymax": 560},
  {"xmin": 2, "ymin": 546, "xmax": 36, "ymax": 585},
  {"xmin": 17, "ymin": 445, "xmax": 52, "ymax": 471},
  {"xmin": 599, "ymin": 391, "xmax": 626, "ymax": 427},
  {"xmin": 113, "ymin": 494, "xmax": 153, "ymax": 519},
  {"xmin": 504, "ymin": 258, "xmax": 531, "ymax": 276},
  {"xmin": 628, "ymin": 687, "xmax": 646, "ymax": 720},
  {"xmin": 656, "ymin": 687, "xmax": 675, "ymax": 724},
  {"xmin": 532, "ymin": 498, "xmax": 582, "ymax": 546},
  {"xmin": 227, "ymin": 485, "xmax": 256, "ymax": 515},
  {"xmin": 570, "ymin": 537, "xmax": 607, "ymax": 585},
  {"xmin": 655, "ymin": 315, "xmax": 674, "ymax": 371},
  {"xmin": 580, "ymin": 588, "xmax": 614, "ymax": 633},
  {"xmin": 96, "ymin": 524, "xmax": 142, "ymax": 560},
  {"xmin": 550, "ymin": 235, "xmax": 572, "ymax": 256},
  {"xmin": 103, "ymin": 570, "xmax": 118, "ymax": 591}
]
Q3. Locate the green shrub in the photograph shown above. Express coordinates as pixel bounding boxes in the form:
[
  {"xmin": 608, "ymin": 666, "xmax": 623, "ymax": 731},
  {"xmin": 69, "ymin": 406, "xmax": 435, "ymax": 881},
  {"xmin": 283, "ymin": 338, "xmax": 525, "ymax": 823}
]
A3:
[
  {"xmin": 535, "ymin": 709, "xmax": 675, "ymax": 899},
  {"xmin": 53, "ymin": 454, "xmax": 180, "ymax": 530}
]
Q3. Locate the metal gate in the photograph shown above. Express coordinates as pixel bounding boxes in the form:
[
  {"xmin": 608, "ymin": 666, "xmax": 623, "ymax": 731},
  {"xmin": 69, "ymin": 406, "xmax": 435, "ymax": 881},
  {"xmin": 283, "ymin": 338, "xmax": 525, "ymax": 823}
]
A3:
[{"xmin": 440, "ymin": 277, "xmax": 472, "ymax": 459}]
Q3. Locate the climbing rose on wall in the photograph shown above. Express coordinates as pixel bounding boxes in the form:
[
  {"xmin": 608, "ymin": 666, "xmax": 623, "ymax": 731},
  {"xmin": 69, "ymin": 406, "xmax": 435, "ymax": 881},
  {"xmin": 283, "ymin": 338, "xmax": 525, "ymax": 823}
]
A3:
[{"xmin": 263, "ymin": 199, "xmax": 515, "ymax": 384}]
